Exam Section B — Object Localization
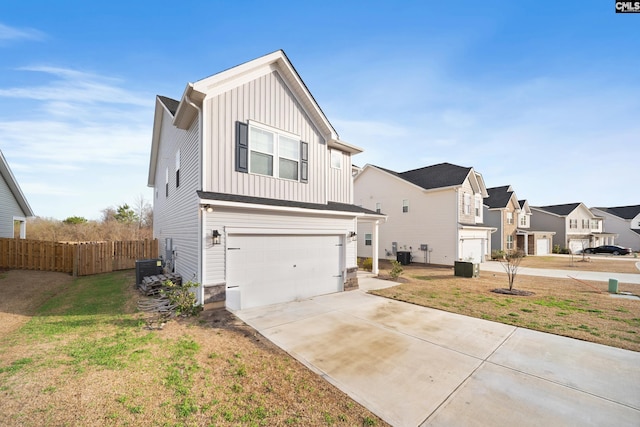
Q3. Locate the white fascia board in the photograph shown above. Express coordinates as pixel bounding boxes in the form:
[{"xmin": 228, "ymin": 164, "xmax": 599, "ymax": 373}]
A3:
[
  {"xmin": 469, "ymin": 170, "xmax": 489, "ymax": 197},
  {"xmin": 225, "ymin": 226, "xmax": 349, "ymax": 235},
  {"xmin": 148, "ymin": 97, "xmax": 166, "ymax": 187},
  {"xmin": 192, "ymin": 51, "xmax": 338, "ymax": 142},
  {"xmin": 328, "ymin": 138, "xmax": 363, "ymax": 154},
  {"xmin": 199, "ymin": 198, "xmax": 368, "ymax": 218},
  {"xmin": 459, "ymin": 224, "xmax": 498, "ymax": 233},
  {"xmin": 531, "ymin": 206, "xmax": 564, "ymax": 218},
  {"xmin": 356, "ymin": 165, "xmax": 427, "ymax": 193},
  {"xmin": 0, "ymin": 151, "xmax": 34, "ymax": 217},
  {"xmin": 173, "ymin": 84, "xmax": 205, "ymax": 130}
]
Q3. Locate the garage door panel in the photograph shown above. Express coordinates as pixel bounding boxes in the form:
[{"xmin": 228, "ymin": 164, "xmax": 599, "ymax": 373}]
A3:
[
  {"xmin": 227, "ymin": 234, "xmax": 342, "ymax": 309},
  {"xmin": 536, "ymin": 238, "xmax": 549, "ymax": 255},
  {"xmin": 461, "ymin": 239, "xmax": 483, "ymax": 264}
]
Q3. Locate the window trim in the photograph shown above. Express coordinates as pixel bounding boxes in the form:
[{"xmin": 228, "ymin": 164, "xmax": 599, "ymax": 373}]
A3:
[
  {"xmin": 365, "ymin": 233, "xmax": 372, "ymax": 246},
  {"xmin": 506, "ymin": 211, "xmax": 514, "ymax": 224},
  {"xmin": 506, "ymin": 234, "xmax": 514, "ymax": 250},
  {"xmin": 248, "ymin": 121, "xmax": 301, "ymax": 182},
  {"xmin": 175, "ymin": 149, "xmax": 181, "ymax": 188},
  {"xmin": 330, "ymin": 149, "xmax": 342, "ymax": 170},
  {"xmin": 569, "ymin": 219, "xmax": 577, "ymax": 229}
]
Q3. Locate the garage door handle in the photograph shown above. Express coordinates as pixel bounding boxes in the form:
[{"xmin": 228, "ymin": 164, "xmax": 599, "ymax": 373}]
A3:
[{"xmin": 228, "ymin": 248, "xmax": 241, "ymax": 250}]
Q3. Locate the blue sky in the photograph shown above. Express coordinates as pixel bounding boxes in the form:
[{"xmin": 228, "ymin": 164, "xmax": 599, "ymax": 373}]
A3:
[{"xmin": 0, "ymin": 1, "xmax": 638, "ymax": 220}]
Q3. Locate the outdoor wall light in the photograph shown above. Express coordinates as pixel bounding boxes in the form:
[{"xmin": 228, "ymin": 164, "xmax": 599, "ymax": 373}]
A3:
[
  {"xmin": 348, "ymin": 231, "xmax": 357, "ymax": 238},
  {"xmin": 212, "ymin": 229, "xmax": 221, "ymax": 245}
]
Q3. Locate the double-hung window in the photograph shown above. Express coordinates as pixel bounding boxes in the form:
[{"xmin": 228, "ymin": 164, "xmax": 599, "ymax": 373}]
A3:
[
  {"xmin": 507, "ymin": 212, "xmax": 514, "ymax": 224},
  {"xmin": 506, "ymin": 234, "xmax": 514, "ymax": 250},
  {"xmin": 463, "ymin": 193, "xmax": 471, "ymax": 215},
  {"xmin": 402, "ymin": 199, "xmax": 409, "ymax": 213},
  {"xmin": 365, "ymin": 233, "xmax": 372, "ymax": 246},
  {"xmin": 249, "ymin": 123, "xmax": 300, "ymax": 181},
  {"xmin": 569, "ymin": 219, "xmax": 577, "ymax": 229},
  {"xmin": 376, "ymin": 202, "xmax": 381, "ymax": 214}
]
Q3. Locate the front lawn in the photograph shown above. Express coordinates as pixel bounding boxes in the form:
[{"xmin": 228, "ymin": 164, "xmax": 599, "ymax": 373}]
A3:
[
  {"xmin": 371, "ymin": 261, "xmax": 640, "ymax": 352},
  {"xmin": 0, "ymin": 270, "xmax": 387, "ymax": 427}
]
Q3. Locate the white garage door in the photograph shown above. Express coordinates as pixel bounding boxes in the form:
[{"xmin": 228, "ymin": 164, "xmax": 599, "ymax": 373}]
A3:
[
  {"xmin": 227, "ymin": 234, "xmax": 343, "ymax": 310},
  {"xmin": 536, "ymin": 238, "xmax": 550, "ymax": 255},
  {"xmin": 461, "ymin": 239, "xmax": 484, "ymax": 263},
  {"xmin": 569, "ymin": 239, "xmax": 589, "ymax": 254}
]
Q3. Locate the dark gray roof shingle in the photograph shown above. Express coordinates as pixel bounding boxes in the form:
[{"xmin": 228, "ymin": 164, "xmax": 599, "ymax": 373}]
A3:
[
  {"xmin": 485, "ymin": 186, "xmax": 513, "ymax": 209},
  {"xmin": 594, "ymin": 205, "xmax": 640, "ymax": 220},
  {"xmin": 157, "ymin": 95, "xmax": 179, "ymax": 115},
  {"xmin": 197, "ymin": 191, "xmax": 382, "ymax": 215},
  {"xmin": 534, "ymin": 203, "xmax": 581, "ymax": 216},
  {"xmin": 373, "ymin": 162, "xmax": 472, "ymax": 191}
]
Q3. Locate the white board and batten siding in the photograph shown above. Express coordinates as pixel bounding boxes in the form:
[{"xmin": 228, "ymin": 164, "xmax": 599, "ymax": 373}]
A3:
[
  {"xmin": 202, "ymin": 70, "xmax": 352, "ymax": 206},
  {"xmin": 152, "ymin": 107, "xmax": 201, "ymax": 284}
]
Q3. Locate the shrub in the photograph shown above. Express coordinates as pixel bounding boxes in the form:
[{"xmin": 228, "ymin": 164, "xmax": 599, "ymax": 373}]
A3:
[
  {"xmin": 361, "ymin": 257, "xmax": 373, "ymax": 272},
  {"xmin": 389, "ymin": 260, "xmax": 403, "ymax": 279},
  {"xmin": 491, "ymin": 250, "xmax": 505, "ymax": 260},
  {"xmin": 161, "ymin": 280, "xmax": 201, "ymax": 316},
  {"xmin": 552, "ymin": 244, "xmax": 561, "ymax": 254}
]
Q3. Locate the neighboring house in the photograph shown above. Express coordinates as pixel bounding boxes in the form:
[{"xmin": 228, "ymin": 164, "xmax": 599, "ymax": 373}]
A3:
[
  {"xmin": 0, "ymin": 149, "xmax": 34, "ymax": 238},
  {"xmin": 483, "ymin": 186, "xmax": 555, "ymax": 255},
  {"xmin": 590, "ymin": 205, "xmax": 640, "ymax": 252},
  {"xmin": 148, "ymin": 50, "xmax": 383, "ymax": 310},
  {"xmin": 530, "ymin": 203, "xmax": 617, "ymax": 253},
  {"xmin": 354, "ymin": 162, "xmax": 495, "ymax": 265}
]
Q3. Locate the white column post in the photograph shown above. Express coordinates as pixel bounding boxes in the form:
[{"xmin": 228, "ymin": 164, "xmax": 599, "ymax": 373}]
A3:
[{"xmin": 372, "ymin": 220, "xmax": 379, "ymax": 275}]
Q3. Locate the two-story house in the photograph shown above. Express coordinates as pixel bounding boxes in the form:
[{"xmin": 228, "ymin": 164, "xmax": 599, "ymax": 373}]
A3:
[
  {"xmin": 0, "ymin": 149, "xmax": 33, "ymax": 238},
  {"xmin": 590, "ymin": 205, "xmax": 640, "ymax": 252},
  {"xmin": 530, "ymin": 203, "xmax": 617, "ymax": 253},
  {"xmin": 483, "ymin": 186, "xmax": 555, "ymax": 255},
  {"xmin": 354, "ymin": 162, "xmax": 495, "ymax": 265},
  {"xmin": 148, "ymin": 50, "xmax": 382, "ymax": 310}
]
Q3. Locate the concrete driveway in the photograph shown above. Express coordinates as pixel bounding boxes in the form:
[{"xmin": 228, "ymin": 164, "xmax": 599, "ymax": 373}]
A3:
[{"xmin": 235, "ymin": 275, "xmax": 640, "ymax": 427}]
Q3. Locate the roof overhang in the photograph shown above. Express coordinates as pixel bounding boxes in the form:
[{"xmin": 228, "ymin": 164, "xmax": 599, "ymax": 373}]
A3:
[{"xmin": 0, "ymin": 151, "xmax": 34, "ymax": 217}]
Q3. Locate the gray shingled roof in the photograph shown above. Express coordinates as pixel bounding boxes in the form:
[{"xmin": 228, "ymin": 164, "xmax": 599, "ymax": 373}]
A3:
[
  {"xmin": 519, "ymin": 200, "xmax": 527, "ymax": 209},
  {"xmin": 534, "ymin": 203, "xmax": 581, "ymax": 216},
  {"xmin": 157, "ymin": 95, "xmax": 179, "ymax": 115},
  {"xmin": 594, "ymin": 205, "xmax": 640, "ymax": 220},
  {"xmin": 485, "ymin": 186, "xmax": 513, "ymax": 209},
  {"xmin": 197, "ymin": 191, "xmax": 382, "ymax": 215},
  {"xmin": 374, "ymin": 162, "xmax": 472, "ymax": 190}
]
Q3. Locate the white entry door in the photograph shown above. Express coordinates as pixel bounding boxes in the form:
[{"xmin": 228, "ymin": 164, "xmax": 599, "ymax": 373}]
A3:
[{"xmin": 227, "ymin": 234, "xmax": 343, "ymax": 309}]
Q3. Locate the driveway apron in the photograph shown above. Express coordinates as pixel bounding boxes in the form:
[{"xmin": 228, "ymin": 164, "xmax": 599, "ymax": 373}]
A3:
[{"xmin": 235, "ymin": 276, "xmax": 640, "ymax": 427}]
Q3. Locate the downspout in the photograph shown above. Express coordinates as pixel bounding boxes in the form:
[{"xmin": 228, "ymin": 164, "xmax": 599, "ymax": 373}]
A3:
[{"xmin": 185, "ymin": 90, "xmax": 204, "ymax": 305}]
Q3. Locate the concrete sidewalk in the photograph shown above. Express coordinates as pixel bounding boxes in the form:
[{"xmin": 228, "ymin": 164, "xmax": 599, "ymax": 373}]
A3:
[
  {"xmin": 480, "ymin": 260, "xmax": 640, "ymax": 284},
  {"xmin": 235, "ymin": 275, "xmax": 640, "ymax": 426}
]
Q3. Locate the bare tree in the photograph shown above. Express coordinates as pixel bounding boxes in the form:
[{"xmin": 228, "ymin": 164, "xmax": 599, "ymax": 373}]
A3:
[{"xmin": 499, "ymin": 250, "xmax": 525, "ymax": 291}]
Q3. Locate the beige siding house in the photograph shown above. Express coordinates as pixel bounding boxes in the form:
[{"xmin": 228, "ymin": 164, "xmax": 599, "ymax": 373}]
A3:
[
  {"xmin": 0, "ymin": 150, "xmax": 33, "ymax": 238},
  {"xmin": 484, "ymin": 186, "xmax": 555, "ymax": 255},
  {"xmin": 530, "ymin": 203, "xmax": 616, "ymax": 253},
  {"xmin": 148, "ymin": 50, "xmax": 382, "ymax": 310},
  {"xmin": 355, "ymin": 163, "xmax": 495, "ymax": 265}
]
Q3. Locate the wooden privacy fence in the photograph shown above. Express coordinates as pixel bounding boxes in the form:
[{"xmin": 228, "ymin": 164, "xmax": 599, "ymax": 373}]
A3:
[{"xmin": 0, "ymin": 238, "xmax": 159, "ymax": 276}]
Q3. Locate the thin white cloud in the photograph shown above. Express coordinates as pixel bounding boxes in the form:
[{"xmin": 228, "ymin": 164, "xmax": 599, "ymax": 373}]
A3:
[
  {"xmin": 0, "ymin": 22, "xmax": 46, "ymax": 43},
  {"xmin": 0, "ymin": 66, "xmax": 149, "ymax": 107}
]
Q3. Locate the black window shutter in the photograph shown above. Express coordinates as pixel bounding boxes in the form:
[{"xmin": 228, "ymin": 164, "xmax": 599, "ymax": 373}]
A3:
[
  {"xmin": 236, "ymin": 121, "xmax": 248, "ymax": 173},
  {"xmin": 300, "ymin": 141, "xmax": 309, "ymax": 183}
]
